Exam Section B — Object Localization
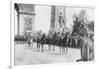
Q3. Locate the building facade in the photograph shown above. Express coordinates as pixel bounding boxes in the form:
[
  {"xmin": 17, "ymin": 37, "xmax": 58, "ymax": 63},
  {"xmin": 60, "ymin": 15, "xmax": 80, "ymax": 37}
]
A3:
[
  {"xmin": 50, "ymin": 6, "xmax": 66, "ymax": 33},
  {"xmin": 14, "ymin": 3, "xmax": 35, "ymax": 36}
]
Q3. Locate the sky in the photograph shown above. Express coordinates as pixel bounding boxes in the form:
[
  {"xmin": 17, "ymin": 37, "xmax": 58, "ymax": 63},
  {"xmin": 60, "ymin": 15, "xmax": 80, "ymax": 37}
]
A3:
[
  {"xmin": 34, "ymin": 5, "xmax": 51, "ymax": 34},
  {"xmin": 14, "ymin": 5, "xmax": 94, "ymax": 35}
]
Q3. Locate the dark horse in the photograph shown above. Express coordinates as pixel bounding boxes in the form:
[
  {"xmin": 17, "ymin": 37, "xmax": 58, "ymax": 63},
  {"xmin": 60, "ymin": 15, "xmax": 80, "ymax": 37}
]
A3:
[{"xmin": 57, "ymin": 33, "xmax": 68, "ymax": 54}]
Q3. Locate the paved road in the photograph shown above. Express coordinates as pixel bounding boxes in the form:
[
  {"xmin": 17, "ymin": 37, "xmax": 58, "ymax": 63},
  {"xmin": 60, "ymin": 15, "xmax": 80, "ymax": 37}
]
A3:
[{"xmin": 15, "ymin": 44, "xmax": 81, "ymax": 65}]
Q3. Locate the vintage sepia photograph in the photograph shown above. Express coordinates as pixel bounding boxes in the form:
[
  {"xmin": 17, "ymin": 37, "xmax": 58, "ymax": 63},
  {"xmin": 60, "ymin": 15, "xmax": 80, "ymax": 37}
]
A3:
[{"xmin": 14, "ymin": 3, "xmax": 94, "ymax": 65}]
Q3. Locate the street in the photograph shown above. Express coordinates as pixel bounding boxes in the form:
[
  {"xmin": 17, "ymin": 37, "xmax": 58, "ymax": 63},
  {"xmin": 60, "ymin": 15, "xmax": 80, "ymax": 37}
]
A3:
[{"xmin": 15, "ymin": 43, "xmax": 81, "ymax": 65}]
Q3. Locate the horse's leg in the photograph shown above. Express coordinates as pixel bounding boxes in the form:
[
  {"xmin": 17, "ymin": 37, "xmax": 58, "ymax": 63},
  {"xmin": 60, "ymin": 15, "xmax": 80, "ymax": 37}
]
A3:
[
  {"xmin": 31, "ymin": 42, "xmax": 33, "ymax": 48},
  {"xmin": 64, "ymin": 47, "xmax": 66, "ymax": 54},
  {"xmin": 37, "ymin": 42, "xmax": 39, "ymax": 52},
  {"xmin": 65, "ymin": 46, "xmax": 68, "ymax": 54},
  {"xmin": 33, "ymin": 42, "xmax": 34, "ymax": 48},
  {"xmin": 41, "ymin": 44, "xmax": 44, "ymax": 52},
  {"xmin": 28, "ymin": 44, "xmax": 30, "ymax": 48},
  {"xmin": 39, "ymin": 43, "xmax": 40, "ymax": 52},
  {"xmin": 63, "ymin": 47, "xmax": 65, "ymax": 54},
  {"xmin": 48, "ymin": 44, "xmax": 50, "ymax": 52},
  {"xmin": 49, "ymin": 45, "xmax": 51, "ymax": 51},
  {"xmin": 30, "ymin": 42, "xmax": 32, "ymax": 48},
  {"xmin": 28, "ymin": 41, "xmax": 31, "ymax": 48},
  {"xmin": 62, "ymin": 46, "xmax": 64, "ymax": 55},
  {"xmin": 59, "ymin": 46, "xmax": 61, "ymax": 54},
  {"xmin": 53, "ymin": 45, "xmax": 55, "ymax": 51},
  {"xmin": 50, "ymin": 45, "xmax": 52, "ymax": 51},
  {"xmin": 48, "ymin": 44, "xmax": 49, "ymax": 51}
]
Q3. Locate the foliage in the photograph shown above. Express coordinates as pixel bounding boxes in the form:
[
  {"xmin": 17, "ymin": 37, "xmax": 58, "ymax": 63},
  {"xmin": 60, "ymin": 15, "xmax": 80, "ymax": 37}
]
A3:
[{"xmin": 72, "ymin": 9, "xmax": 88, "ymax": 37}]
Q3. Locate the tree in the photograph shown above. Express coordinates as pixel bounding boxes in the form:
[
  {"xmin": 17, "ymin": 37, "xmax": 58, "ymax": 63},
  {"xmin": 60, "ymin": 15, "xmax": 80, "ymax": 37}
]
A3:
[{"xmin": 72, "ymin": 9, "xmax": 88, "ymax": 37}]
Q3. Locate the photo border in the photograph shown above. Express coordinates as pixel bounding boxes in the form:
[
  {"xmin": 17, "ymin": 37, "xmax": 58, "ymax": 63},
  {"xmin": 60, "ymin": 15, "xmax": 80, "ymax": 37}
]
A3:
[{"xmin": 10, "ymin": 0, "xmax": 95, "ymax": 69}]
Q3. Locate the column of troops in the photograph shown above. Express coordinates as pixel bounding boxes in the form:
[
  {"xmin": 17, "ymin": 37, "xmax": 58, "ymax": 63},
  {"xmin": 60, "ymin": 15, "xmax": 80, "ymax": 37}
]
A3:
[{"xmin": 14, "ymin": 31, "xmax": 94, "ymax": 62}]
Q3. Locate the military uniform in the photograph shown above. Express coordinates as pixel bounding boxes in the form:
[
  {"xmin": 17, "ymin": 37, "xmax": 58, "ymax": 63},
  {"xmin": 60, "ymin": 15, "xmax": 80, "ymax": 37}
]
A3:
[{"xmin": 80, "ymin": 37, "xmax": 94, "ymax": 61}]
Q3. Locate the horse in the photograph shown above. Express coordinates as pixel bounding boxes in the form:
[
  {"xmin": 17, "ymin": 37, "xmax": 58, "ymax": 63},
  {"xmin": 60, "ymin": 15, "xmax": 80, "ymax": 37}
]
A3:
[{"xmin": 39, "ymin": 33, "xmax": 46, "ymax": 52}]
